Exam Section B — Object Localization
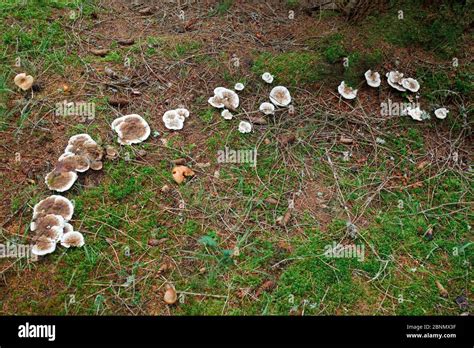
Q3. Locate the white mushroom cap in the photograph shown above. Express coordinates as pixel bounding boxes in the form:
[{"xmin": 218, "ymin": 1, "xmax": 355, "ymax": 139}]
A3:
[
  {"xmin": 337, "ymin": 81, "xmax": 358, "ymax": 100},
  {"xmin": 163, "ymin": 110, "xmax": 185, "ymax": 130},
  {"xmin": 221, "ymin": 109, "xmax": 233, "ymax": 120},
  {"xmin": 14, "ymin": 73, "xmax": 34, "ymax": 91},
  {"xmin": 386, "ymin": 71, "xmax": 406, "ymax": 91},
  {"xmin": 209, "ymin": 87, "xmax": 240, "ymax": 110},
  {"xmin": 434, "ymin": 107, "xmax": 449, "ymax": 119},
  {"xmin": 259, "ymin": 102, "xmax": 275, "ymax": 115},
  {"xmin": 262, "ymin": 72, "xmax": 274, "ymax": 84},
  {"xmin": 61, "ymin": 231, "xmax": 85, "ymax": 248},
  {"xmin": 45, "ymin": 170, "xmax": 78, "ymax": 192},
  {"xmin": 270, "ymin": 86, "xmax": 292, "ymax": 106},
  {"xmin": 234, "ymin": 83, "xmax": 245, "ymax": 91},
  {"xmin": 32, "ymin": 236, "xmax": 56, "ymax": 256},
  {"xmin": 406, "ymin": 106, "xmax": 424, "ymax": 121},
  {"xmin": 33, "ymin": 195, "xmax": 74, "ymax": 221},
  {"xmin": 112, "ymin": 114, "xmax": 151, "ymax": 145},
  {"xmin": 238, "ymin": 121, "xmax": 252, "ymax": 134},
  {"xmin": 401, "ymin": 78, "xmax": 420, "ymax": 92},
  {"xmin": 364, "ymin": 70, "xmax": 381, "ymax": 88}
]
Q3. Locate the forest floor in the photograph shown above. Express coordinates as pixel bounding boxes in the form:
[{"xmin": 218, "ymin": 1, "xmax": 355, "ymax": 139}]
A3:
[{"xmin": 0, "ymin": 0, "xmax": 472, "ymax": 315}]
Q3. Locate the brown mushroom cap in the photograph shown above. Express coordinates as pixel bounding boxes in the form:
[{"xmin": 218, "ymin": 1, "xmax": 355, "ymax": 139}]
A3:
[
  {"xmin": 14, "ymin": 73, "xmax": 34, "ymax": 91},
  {"xmin": 45, "ymin": 170, "xmax": 78, "ymax": 192},
  {"xmin": 112, "ymin": 114, "xmax": 150, "ymax": 145},
  {"xmin": 60, "ymin": 231, "xmax": 85, "ymax": 248},
  {"xmin": 30, "ymin": 214, "xmax": 64, "ymax": 242},
  {"xmin": 57, "ymin": 153, "xmax": 90, "ymax": 172},
  {"xmin": 32, "ymin": 235, "xmax": 56, "ymax": 256},
  {"xmin": 33, "ymin": 195, "xmax": 74, "ymax": 221}
]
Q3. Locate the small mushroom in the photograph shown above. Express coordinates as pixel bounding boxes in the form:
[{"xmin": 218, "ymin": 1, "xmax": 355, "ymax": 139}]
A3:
[
  {"xmin": 105, "ymin": 145, "xmax": 119, "ymax": 160},
  {"xmin": 364, "ymin": 70, "xmax": 381, "ymax": 88},
  {"xmin": 90, "ymin": 160, "xmax": 103, "ymax": 171},
  {"xmin": 337, "ymin": 81, "xmax": 358, "ymax": 100},
  {"xmin": 63, "ymin": 223, "xmax": 74, "ymax": 234},
  {"xmin": 238, "ymin": 121, "xmax": 252, "ymax": 134},
  {"xmin": 221, "ymin": 109, "xmax": 233, "ymax": 120},
  {"xmin": 163, "ymin": 110, "xmax": 185, "ymax": 130},
  {"xmin": 386, "ymin": 71, "xmax": 406, "ymax": 91},
  {"xmin": 434, "ymin": 107, "xmax": 449, "ymax": 119},
  {"xmin": 164, "ymin": 284, "xmax": 177, "ymax": 305},
  {"xmin": 64, "ymin": 134, "xmax": 103, "ymax": 165},
  {"xmin": 401, "ymin": 78, "xmax": 420, "ymax": 92},
  {"xmin": 234, "ymin": 82, "xmax": 245, "ymax": 91},
  {"xmin": 32, "ymin": 235, "xmax": 56, "ymax": 256},
  {"xmin": 14, "ymin": 73, "xmax": 34, "ymax": 91},
  {"xmin": 33, "ymin": 195, "xmax": 74, "ymax": 221},
  {"xmin": 45, "ymin": 170, "xmax": 78, "ymax": 192},
  {"xmin": 60, "ymin": 231, "xmax": 85, "ymax": 248},
  {"xmin": 208, "ymin": 87, "xmax": 239, "ymax": 110},
  {"xmin": 259, "ymin": 102, "xmax": 275, "ymax": 115},
  {"xmin": 112, "ymin": 114, "xmax": 151, "ymax": 145},
  {"xmin": 262, "ymin": 72, "xmax": 274, "ymax": 84},
  {"xmin": 172, "ymin": 165, "xmax": 195, "ymax": 184},
  {"xmin": 269, "ymin": 86, "xmax": 291, "ymax": 106}
]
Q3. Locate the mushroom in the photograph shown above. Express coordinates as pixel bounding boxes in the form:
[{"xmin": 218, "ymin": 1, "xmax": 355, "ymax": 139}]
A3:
[
  {"xmin": 401, "ymin": 78, "xmax": 420, "ymax": 92},
  {"xmin": 163, "ymin": 110, "xmax": 185, "ymax": 130},
  {"xmin": 64, "ymin": 134, "xmax": 103, "ymax": 167},
  {"xmin": 45, "ymin": 170, "xmax": 78, "ymax": 192},
  {"xmin": 57, "ymin": 153, "xmax": 90, "ymax": 173},
  {"xmin": 33, "ymin": 195, "xmax": 74, "ymax": 221},
  {"xmin": 269, "ymin": 86, "xmax": 292, "ymax": 106},
  {"xmin": 234, "ymin": 82, "xmax": 245, "ymax": 91},
  {"xmin": 386, "ymin": 71, "xmax": 406, "ymax": 91},
  {"xmin": 364, "ymin": 70, "xmax": 381, "ymax": 88},
  {"xmin": 172, "ymin": 165, "xmax": 195, "ymax": 184},
  {"xmin": 89, "ymin": 160, "xmax": 103, "ymax": 171},
  {"xmin": 238, "ymin": 121, "xmax": 252, "ymax": 134},
  {"xmin": 111, "ymin": 114, "xmax": 151, "ymax": 145},
  {"xmin": 259, "ymin": 102, "xmax": 275, "ymax": 115},
  {"xmin": 32, "ymin": 235, "xmax": 56, "ymax": 256},
  {"xmin": 337, "ymin": 81, "xmax": 358, "ymax": 100},
  {"xmin": 14, "ymin": 73, "xmax": 34, "ymax": 91},
  {"xmin": 262, "ymin": 72, "xmax": 274, "ymax": 84},
  {"xmin": 434, "ymin": 107, "xmax": 449, "ymax": 119},
  {"xmin": 406, "ymin": 106, "xmax": 425, "ymax": 121},
  {"xmin": 164, "ymin": 284, "xmax": 177, "ymax": 305},
  {"xmin": 60, "ymin": 231, "xmax": 85, "ymax": 248},
  {"xmin": 208, "ymin": 87, "xmax": 240, "ymax": 110},
  {"xmin": 221, "ymin": 109, "xmax": 233, "ymax": 120},
  {"xmin": 30, "ymin": 214, "xmax": 64, "ymax": 242}
]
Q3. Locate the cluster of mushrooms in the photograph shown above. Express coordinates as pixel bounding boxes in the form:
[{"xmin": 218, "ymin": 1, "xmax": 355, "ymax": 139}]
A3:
[
  {"xmin": 45, "ymin": 134, "xmax": 104, "ymax": 192},
  {"xmin": 207, "ymin": 72, "xmax": 292, "ymax": 134},
  {"xmin": 30, "ymin": 195, "xmax": 84, "ymax": 256},
  {"xmin": 338, "ymin": 69, "xmax": 449, "ymax": 122}
]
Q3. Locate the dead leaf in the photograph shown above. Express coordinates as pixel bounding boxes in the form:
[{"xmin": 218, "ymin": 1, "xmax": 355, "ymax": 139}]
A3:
[
  {"xmin": 90, "ymin": 48, "xmax": 109, "ymax": 56},
  {"xmin": 435, "ymin": 280, "xmax": 448, "ymax": 297}
]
